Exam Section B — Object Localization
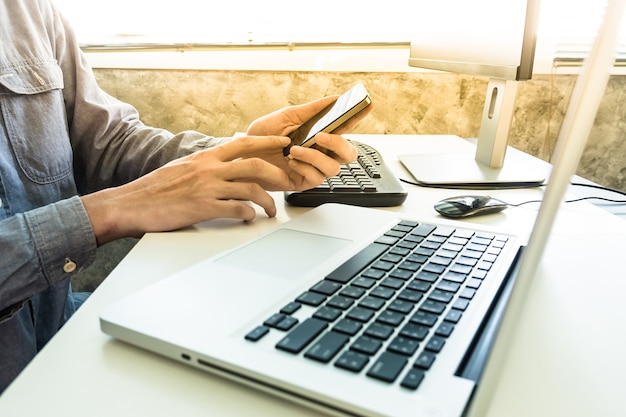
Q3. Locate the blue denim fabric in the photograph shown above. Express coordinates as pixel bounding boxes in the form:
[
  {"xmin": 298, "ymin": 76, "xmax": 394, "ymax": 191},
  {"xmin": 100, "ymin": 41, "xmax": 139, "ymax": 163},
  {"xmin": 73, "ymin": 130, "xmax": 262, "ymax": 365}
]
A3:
[{"xmin": 0, "ymin": 0, "xmax": 218, "ymax": 394}]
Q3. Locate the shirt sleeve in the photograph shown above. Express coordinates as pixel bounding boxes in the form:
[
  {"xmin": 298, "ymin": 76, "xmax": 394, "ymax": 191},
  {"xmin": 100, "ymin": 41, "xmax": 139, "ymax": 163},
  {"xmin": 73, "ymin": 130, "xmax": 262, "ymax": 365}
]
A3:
[
  {"xmin": 51, "ymin": 6, "xmax": 232, "ymax": 194},
  {"xmin": 0, "ymin": 196, "xmax": 96, "ymax": 318}
]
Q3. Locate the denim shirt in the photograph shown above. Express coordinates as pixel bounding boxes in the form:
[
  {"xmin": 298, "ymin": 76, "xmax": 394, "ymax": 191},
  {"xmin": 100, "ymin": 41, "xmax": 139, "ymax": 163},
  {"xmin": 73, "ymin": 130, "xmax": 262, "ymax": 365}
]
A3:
[{"xmin": 0, "ymin": 0, "xmax": 225, "ymax": 391}]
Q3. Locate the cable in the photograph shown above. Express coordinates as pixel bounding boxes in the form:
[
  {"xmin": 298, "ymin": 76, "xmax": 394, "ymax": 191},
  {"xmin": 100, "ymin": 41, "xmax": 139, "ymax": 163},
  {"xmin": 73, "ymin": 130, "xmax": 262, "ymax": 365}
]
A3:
[{"xmin": 399, "ymin": 177, "xmax": 626, "ymax": 207}]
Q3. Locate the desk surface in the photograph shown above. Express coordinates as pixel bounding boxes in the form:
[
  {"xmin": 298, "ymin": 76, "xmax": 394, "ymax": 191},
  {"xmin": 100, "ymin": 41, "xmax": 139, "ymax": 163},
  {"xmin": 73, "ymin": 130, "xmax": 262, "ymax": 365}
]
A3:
[{"xmin": 2, "ymin": 135, "xmax": 626, "ymax": 417}]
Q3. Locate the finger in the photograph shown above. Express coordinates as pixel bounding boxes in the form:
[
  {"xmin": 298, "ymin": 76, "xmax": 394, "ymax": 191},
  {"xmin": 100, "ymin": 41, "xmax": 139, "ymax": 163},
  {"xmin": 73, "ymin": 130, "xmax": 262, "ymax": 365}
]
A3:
[
  {"xmin": 210, "ymin": 181, "xmax": 278, "ymax": 218},
  {"xmin": 290, "ymin": 134, "xmax": 357, "ymax": 165},
  {"xmin": 287, "ymin": 147, "xmax": 342, "ymax": 179},
  {"xmin": 286, "ymin": 158, "xmax": 328, "ymax": 190},
  {"xmin": 208, "ymin": 136, "xmax": 290, "ymax": 161},
  {"xmin": 220, "ymin": 157, "xmax": 291, "ymax": 189}
]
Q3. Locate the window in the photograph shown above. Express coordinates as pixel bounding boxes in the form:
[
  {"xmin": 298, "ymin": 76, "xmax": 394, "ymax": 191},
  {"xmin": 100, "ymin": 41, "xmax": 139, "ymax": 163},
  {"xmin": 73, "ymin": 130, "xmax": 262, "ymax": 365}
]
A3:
[{"xmin": 52, "ymin": 0, "xmax": 626, "ymax": 73}]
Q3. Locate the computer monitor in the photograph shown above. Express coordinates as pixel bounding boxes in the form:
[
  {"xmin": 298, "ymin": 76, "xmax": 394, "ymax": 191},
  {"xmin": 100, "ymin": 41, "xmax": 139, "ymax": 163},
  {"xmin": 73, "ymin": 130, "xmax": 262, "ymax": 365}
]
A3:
[{"xmin": 400, "ymin": 0, "xmax": 548, "ymax": 188}]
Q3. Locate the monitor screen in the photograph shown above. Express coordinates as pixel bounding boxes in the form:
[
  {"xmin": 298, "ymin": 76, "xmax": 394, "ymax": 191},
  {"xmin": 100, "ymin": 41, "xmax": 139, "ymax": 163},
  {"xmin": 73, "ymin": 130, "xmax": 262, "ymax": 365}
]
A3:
[
  {"xmin": 408, "ymin": 0, "xmax": 538, "ymax": 81},
  {"xmin": 401, "ymin": 0, "xmax": 546, "ymax": 188}
]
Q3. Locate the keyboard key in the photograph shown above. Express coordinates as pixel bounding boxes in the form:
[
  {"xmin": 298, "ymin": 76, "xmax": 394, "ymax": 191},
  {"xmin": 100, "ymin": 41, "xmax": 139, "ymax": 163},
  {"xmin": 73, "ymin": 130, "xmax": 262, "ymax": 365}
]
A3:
[
  {"xmin": 410, "ymin": 311, "xmax": 438, "ymax": 327},
  {"xmin": 400, "ymin": 323, "xmax": 429, "ymax": 340},
  {"xmin": 245, "ymin": 325, "xmax": 269, "ymax": 342},
  {"xmin": 401, "ymin": 368, "xmax": 426, "ymax": 390},
  {"xmin": 387, "ymin": 299, "xmax": 416, "ymax": 314},
  {"xmin": 310, "ymin": 280, "xmax": 341, "ymax": 296},
  {"xmin": 276, "ymin": 318, "xmax": 328, "ymax": 353},
  {"xmin": 326, "ymin": 243, "xmax": 389, "ymax": 284},
  {"xmin": 351, "ymin": 336, "xmax": 382, "ymax": 355},
  {"xmin": 376, "ymin": 310, "xmax": 405, "ymax": 327},
  {"xmin": 275, "ymin": 316, "xmax": 299, "ymax": 331},
  {"xmin": 364, "ymin": 322, "xmax": 395, "ymax": 340},
  {"xmin": 263, "ymin": 313, "xmax": 286, "ymax": 327},
  {"xmin": 367, "ymin": 352, "xmax": 408, "ymax": 382},
  {"xmin": 333, "ymin": 318, "xmax": 363, "ymax": 336},
  {"xmin": 304, "ymin": 331, "xmax": 350, "ymax": 363},
  {"xmin": 313, "ymin": 306, "xmax": 342, "ymax": 322},
  {"xmin": 425, "ymin": 336, "xmax": 446, "ymax": 353},
  {"xmin": 335, "ymin": 351, "xmax": 369, "ymax": 372},
  {"xmin": 326, "ymin": 295, "xmax": 355, "ymax": 310},
  {"xmin": 387, "ymin": 336, "xmax": 420, "ymax": 356},
  {"xmin": 435, "ymin": 321, "xmax": 455, "ymax": 337},
  {"xmin": 359, "ymin": 295, "xmax": 386, "ymax": 310},
  {"xmin": 414, "ymin": 351, "xmax": 436, "ymax": 370},
  {"xmin": 420, "ymin": 299, "xmax": 447, "ymax": 315},
  {"xmin": 346, "ymin": 306, "xmax": 376, "ymax": 322},
  {"xmin": 296, "ymin": 291, "xmax": 326, "ymax": 306},
  {"xmin": 339, "ymin": 285, "xmax": 366, "ymax": 299},
  {"xmin": 280, "ymin": 302, "xmax": 301, "ymax": 315}
]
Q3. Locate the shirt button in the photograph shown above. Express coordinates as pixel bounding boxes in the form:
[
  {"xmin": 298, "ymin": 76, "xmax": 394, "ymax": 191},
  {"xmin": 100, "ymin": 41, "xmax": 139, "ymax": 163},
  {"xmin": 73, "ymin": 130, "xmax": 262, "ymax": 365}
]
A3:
[{"xmin": 63, "ymin": 258, "xmax": 77, "ymax": 273}]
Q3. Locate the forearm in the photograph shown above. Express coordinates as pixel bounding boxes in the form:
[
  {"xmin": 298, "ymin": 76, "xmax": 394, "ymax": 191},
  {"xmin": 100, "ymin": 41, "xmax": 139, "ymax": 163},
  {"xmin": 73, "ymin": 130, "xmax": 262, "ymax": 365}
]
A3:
[{"xmin": 0, "ymin": 197, "xmax": 97, "ymax": 315}]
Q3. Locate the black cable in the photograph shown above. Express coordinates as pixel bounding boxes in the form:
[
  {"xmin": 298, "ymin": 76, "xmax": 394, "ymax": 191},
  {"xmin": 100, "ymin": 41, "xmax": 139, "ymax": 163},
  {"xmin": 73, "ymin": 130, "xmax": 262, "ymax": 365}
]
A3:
[{"xmin": 399, "ymin": 178, "xmax": 626, "ymax": 207}]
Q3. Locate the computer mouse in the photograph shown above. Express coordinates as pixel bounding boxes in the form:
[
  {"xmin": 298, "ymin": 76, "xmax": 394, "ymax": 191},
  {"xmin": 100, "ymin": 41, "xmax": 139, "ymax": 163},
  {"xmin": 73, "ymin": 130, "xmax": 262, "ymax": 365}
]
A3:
[{"xmin": 434, "ymin": 195, "xmax": 509, "ymax": 218}]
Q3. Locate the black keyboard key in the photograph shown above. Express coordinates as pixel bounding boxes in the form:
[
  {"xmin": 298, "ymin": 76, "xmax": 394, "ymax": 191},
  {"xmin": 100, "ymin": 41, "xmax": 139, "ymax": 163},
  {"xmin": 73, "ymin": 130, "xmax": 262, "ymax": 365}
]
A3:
[
  {"xmin": 387, "ymin": 299, "xmax": 416, "ymax": 314},
  {"xmin": 310, "ymin": 280, "xmax": 341, "ymax": 296},
  {"xmin": 346, "ymin": 306, "xmax": 376, "ymax": 322},
  {"xmin": 276, "ymin": 318, "xmax": 328, "ymax": 353},
  {"xmin": 304, "ymin": 331, "xmax": 350, "ymax": 363},
  {"xmin": 367, "ymin": 351, "xmax": 408, "ymax": 382},
  {"xmin": 401, "ymin": 368, "xmax": 425, "ymax": 390},
  {"xmin": 397, "ymin": 289, "xmax": 424, "ymax": 303},
  {"xmin": 351, "ymin": 336, "xmax": 383, "ymax": 355},
  {"xmin": 435, "ymin": 321, "xmax": 455, "ymax": 337},
  {"xmin": 326, "ymin": 295, "xmax": 355, "ymax": 310},
  {"xmin": 333, "ymin": 318, "xmax": 363, "ymax": 336},
  {"xmin": 275, "ymin": 316, "xmax": 298, "ymax": 331},
  {"xmin": 387, "ymin": 336, "xmax": 420, "ymax": 356},
  {"xmin": 335, "ymin": 351, "xmax": 370, "ymax": 372},
  {"xmin": 296, "ymin": 291, "xmax": 326, "ymax": 306},
  {"xmin": 326, "ymin": 242, "xmax": 389, "ymax": 284},
  {"xmin": 444, "ymin": 309, "xmax": 463, "ymax": 323},
  {"xmin": 414, "ymin": 351, "xmax": 436, "ymax": 370},
  {"xmin": 280, "ymin": 301, "xmax": 301, "ymax": 315},
  {"xmin": 425, "ymin": 336, "xmax": 446, "ymax": 353},
  {"xmin": 376, "ymin": 310, "xmax": 405, "ymax": 327},
  {"xmin": 364, "ymin": 322, "xmax": 395, "ymax": 340},
  {"xmin": 245, "ymin": 325, "xmax": 269, "ymax": 342},
  {"xmin": 410, "ymin": 310, "xmax": 438, "ymax": 327},
  {"xmin": 313, "ymin": 306, "xmax": 342, "ymax": 322},
  {"xmin": 420, "ymin": 299, "xmax": 447, "ymax": 315},
  {"xmin": 359, "ymin": 295, "xmax": 386, "ymax": 310},
  {"xmin": 263, "ymin": 313, "xmax": 286, "ymax": 327},
  {"xmin": 400, "ymin": 323, "xmax": 429, "ymax": 341}
]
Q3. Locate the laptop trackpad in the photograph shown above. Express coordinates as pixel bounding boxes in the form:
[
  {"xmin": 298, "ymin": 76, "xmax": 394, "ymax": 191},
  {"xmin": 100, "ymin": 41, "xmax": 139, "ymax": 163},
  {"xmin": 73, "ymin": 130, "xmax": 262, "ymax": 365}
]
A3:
[{"xmin": 216, "ymin": 228, "xmax": 351, "ymax": 280}]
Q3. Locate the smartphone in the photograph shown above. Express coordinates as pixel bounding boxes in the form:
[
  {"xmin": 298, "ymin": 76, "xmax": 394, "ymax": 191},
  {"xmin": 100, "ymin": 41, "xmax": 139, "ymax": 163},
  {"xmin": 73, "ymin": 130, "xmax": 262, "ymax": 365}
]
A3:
[{"xmin": 283, "ymin": 83, "xmax": 372, "ymax": 156}]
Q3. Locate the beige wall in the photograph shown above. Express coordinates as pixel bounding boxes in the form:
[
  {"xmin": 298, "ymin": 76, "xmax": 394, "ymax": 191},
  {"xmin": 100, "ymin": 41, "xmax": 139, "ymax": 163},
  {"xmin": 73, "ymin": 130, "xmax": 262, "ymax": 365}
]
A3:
[{"xmin": 93, "ymin": 69, "xmax": 626, "ymax": 192}]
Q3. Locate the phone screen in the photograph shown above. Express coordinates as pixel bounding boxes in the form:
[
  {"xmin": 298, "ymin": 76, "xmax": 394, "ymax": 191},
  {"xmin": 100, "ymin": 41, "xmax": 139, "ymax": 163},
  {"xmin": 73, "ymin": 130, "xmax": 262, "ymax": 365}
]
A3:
[{"xmin": 284, "ymin": 84, "xmax": 371, "ymax": 156}]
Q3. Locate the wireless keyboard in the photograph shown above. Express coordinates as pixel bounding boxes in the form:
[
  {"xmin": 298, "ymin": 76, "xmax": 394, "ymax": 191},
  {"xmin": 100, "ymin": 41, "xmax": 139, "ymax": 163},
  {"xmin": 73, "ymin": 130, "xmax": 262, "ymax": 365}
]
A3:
[{"xmin": 284, "ymin": 140, "xmax": 408, "ymax": 207}]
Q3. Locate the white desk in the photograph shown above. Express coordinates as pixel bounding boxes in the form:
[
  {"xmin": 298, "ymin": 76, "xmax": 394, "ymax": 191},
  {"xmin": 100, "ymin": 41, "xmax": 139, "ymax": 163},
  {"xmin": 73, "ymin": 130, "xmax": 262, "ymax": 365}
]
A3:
[{"xmin": 2, "ymin": 135, "xmax": 626, "ymax": 417}]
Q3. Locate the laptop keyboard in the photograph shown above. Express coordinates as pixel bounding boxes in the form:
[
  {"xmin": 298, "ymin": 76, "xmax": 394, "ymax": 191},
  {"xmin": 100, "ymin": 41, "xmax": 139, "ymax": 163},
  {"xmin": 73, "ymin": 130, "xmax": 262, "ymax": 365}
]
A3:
[{"xmin": 245, "ymin": 220, "xmax": 510, "ymax": 390}]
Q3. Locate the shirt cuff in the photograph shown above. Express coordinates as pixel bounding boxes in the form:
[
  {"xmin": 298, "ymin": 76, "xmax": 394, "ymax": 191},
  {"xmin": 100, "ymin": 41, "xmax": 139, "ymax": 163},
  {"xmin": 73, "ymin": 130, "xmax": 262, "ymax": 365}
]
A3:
[{"xmin": 24, "ymin": 196, "xmax": 97, "ymax": 285}]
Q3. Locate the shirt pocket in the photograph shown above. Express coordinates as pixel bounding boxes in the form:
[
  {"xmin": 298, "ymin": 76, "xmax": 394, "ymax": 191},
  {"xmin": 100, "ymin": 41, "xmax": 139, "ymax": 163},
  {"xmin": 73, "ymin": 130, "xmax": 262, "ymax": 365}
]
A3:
[{"xmin": 0, "ymin": 59, "xmax": 73, "ymax": 184}]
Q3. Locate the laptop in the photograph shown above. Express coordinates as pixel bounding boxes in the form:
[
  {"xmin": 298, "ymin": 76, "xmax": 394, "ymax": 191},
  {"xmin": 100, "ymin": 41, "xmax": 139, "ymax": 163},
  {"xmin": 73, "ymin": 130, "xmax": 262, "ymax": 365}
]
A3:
[{"xmin": 99, "ymin": 7, "xmax": 621, "ymax": 416}]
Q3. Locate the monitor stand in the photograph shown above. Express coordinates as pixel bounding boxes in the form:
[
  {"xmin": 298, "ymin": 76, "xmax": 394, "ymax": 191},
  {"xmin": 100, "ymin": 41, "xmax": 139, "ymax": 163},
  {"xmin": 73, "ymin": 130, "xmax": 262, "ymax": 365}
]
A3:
[{"xmin": 399, "ymin": 78, "xmax": 548, "ymax": 189}]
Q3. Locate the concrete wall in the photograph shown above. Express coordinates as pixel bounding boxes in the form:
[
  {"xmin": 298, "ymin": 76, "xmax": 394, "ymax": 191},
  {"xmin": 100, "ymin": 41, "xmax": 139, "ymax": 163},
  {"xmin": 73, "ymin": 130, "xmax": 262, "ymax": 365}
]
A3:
[{"xmin": 93, "ymin": 69, "xmax": 626, "ymax": 192}]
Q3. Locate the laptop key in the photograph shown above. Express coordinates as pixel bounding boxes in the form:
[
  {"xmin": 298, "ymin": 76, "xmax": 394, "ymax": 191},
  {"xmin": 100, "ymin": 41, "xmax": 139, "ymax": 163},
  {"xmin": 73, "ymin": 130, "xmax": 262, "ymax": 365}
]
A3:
[
  {"xmin": 401, "ymin": 368, "xmax": 426, "ymax": 390},
  {"xmin": 276, "ymin": 318, "xmax": 328, "ymax": 353},
  {"xmin": 367, "ymin": 351, "xmax": 408, "ymax": 382},
  {"xmin": 244, "ymin": 325, "xmax": 270, "ymax": 342},
  {"xmin": 326, "ymin": 242, "xmax": 389, "ymax": 284},
  {"xmin": 335, "ymin": 351, "xmax": 370, "ymax": 372},
  {"xmin": 304, "ymin": 331, "xmax": 350, "ymax": 363}
]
